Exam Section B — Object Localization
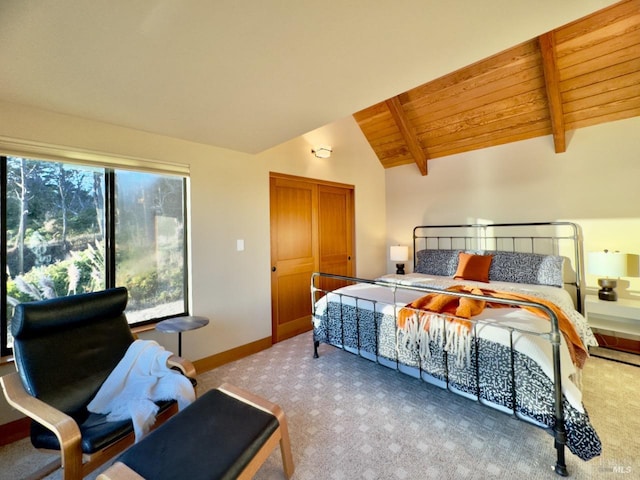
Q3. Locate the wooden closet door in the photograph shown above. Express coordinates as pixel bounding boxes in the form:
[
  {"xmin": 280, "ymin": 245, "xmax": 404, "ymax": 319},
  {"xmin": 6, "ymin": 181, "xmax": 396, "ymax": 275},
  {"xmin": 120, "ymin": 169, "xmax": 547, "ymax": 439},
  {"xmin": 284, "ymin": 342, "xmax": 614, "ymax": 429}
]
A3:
[
  {"xmin": 270, "ymin": 174, "xmax": 355, "ymax": 344},
  {"xmin": 270, "ymin": 176, "xmax": 318, "ymax": 343},
  {"xmin": 318, "ymin": 185, "xmax": 354, "ymax": 292}
]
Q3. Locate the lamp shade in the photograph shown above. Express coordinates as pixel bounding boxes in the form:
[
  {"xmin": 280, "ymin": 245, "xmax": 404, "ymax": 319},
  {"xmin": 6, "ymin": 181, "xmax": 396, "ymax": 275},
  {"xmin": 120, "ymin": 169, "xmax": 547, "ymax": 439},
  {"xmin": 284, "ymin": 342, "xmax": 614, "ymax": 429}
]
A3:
[
  {"xmin": 588, "ymin": 251, "xmax": 628, "ymax": 278},
  {"xmin": 390, "ymin": 245, "xmax": 409, "ymax": 262}
]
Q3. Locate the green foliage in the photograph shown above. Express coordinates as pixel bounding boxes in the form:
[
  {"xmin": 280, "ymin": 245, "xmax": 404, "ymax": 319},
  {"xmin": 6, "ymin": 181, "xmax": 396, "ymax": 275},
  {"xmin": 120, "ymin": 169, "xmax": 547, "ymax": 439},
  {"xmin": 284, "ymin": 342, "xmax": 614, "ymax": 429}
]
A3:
[
  {"xmin": 6, "ymin": 279, "xmax": 37, "ymax": 304},
  {"xmin": 120, "ymin": 255, "xmax": 184, "ymax": 309},
  {"xmin": 158, "ymin": 265, "xmax": 184, "ymax": 303},
  {"xmin": 9, "ymin": 265, "xmax": 61, "ymax": 302},
  {"xmin": 122, "ymin": 271, "xmax": 158, "ymax": 308},
  {"xmin": 4, "ymin": 157, "xmax": 186, "ymax": 333},
  {"xmin": 69, "ymin": 241, "xmax": 105, "ymax": 292}
]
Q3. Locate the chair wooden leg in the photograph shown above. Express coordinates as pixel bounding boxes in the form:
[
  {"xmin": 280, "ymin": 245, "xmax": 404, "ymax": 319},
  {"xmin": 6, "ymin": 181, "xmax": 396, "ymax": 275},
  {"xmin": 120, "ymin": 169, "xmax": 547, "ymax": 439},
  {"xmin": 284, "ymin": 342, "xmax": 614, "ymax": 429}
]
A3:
[{"xmin": 60, "ymin": 437, "xmax": 83, "ymax": 480}]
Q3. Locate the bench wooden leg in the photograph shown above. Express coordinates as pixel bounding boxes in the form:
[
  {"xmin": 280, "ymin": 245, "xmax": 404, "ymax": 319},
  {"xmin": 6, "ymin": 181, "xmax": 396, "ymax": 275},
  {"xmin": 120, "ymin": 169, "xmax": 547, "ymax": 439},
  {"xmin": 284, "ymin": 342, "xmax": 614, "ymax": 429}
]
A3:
[
  {"xmin": 97, "ymin": 462, "xmax": 144, "ymax": 480},
  {"xmin": 277, "ymin": 410, "xmax": 295, "ymax": 479},
  {"xmin": 218, "ymin": 383, "xmax": 295, "ymax": 479}
]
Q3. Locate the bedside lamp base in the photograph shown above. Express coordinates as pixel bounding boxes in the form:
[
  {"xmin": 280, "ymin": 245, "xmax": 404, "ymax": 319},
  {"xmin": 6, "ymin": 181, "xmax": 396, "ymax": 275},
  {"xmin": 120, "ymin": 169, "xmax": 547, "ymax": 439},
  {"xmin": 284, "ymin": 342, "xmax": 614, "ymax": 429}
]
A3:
[{"xmin": 598, "ymin": 278, "xmax": 617, "ymax": 301}]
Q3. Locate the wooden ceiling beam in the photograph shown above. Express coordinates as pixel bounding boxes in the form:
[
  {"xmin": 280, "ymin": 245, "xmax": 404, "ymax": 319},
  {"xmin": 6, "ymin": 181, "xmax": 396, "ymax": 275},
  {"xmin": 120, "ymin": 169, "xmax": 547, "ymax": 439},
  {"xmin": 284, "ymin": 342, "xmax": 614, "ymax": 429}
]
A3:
[
  {"xmin": 539, "ymin": 31, "xmax": 567, "ymax": 153},
  {"xmin": 385, "ymin": 96, "xmax": 428, "ymax": 175},
  {"xmin": 356, "ymin": 3, "xmax": 638, "ymax": 170}
]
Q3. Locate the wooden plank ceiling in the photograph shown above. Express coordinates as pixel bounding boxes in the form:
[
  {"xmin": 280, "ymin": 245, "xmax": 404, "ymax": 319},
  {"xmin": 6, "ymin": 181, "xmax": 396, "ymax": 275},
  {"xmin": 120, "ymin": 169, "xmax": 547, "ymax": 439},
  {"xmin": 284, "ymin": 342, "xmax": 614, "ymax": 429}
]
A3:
[{"xmin": 354, "ymin": 0, "xmax": 640, "ymax": 175}]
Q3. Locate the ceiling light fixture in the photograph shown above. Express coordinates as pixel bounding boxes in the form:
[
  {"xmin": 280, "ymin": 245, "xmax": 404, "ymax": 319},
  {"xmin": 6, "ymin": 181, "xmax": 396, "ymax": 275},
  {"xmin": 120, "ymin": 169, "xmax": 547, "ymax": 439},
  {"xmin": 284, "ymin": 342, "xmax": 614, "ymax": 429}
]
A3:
[{"xmin": 311, "ymin": 146, "xmax": 332, "ymax": 158}]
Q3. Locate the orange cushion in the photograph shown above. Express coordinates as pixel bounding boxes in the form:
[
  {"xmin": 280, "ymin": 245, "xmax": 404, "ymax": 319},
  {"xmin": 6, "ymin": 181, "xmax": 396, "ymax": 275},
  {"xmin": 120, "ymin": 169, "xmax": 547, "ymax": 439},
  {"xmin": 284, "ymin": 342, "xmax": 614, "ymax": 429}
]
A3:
[{"xmin": 453, "ymin": 252, "xmax": 493, "ymax": 283}]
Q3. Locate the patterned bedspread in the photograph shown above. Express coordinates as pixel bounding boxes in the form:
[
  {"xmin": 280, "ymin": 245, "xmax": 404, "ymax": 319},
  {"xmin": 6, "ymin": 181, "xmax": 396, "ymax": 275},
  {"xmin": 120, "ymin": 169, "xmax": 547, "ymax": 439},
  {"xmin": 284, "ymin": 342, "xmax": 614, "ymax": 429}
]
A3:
[{"xmin": 312, "ymin": 276, "xmax": 601, "ymax": 461}]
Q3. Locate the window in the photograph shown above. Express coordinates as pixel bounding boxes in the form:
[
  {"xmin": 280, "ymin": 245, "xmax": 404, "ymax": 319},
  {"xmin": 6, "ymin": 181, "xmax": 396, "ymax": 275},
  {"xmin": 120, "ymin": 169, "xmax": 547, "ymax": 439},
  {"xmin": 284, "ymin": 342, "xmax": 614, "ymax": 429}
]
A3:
[{"xmin": 1, "ymin": 156, "xmax": 189, "ymax": 356}]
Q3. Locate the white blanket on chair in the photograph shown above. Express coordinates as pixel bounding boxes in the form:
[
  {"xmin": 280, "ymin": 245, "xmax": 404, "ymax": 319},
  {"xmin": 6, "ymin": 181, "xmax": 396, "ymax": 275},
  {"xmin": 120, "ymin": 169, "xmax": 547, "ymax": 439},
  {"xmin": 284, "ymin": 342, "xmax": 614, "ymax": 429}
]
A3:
[{"xmin": 87, "ymin": 339, "xmax": 196, "ymax": 441}]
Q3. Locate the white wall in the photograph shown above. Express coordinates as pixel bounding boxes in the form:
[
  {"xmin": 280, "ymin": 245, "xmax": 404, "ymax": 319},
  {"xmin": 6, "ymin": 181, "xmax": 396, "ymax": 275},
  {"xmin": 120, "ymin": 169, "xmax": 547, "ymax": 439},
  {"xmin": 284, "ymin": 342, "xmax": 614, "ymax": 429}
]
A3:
[
  {"xmin": 385, "ymin": 116, "xmax": 640, "ymax": 298},
  {"xmin": 0, "ymin": 101, "xmax": 386, "ymax": 424},
  {"xmin": 187, "ymin": 115, "xmax": 388, "ymax": 360}
]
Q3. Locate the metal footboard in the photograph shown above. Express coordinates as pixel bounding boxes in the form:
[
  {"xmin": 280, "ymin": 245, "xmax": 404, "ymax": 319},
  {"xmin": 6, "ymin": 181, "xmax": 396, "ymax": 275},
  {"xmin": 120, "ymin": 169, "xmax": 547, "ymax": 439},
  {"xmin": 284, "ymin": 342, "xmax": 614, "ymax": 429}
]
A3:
[{"xmin": 311, "ymin": 272, "xmax": 569, "ymax": 476}]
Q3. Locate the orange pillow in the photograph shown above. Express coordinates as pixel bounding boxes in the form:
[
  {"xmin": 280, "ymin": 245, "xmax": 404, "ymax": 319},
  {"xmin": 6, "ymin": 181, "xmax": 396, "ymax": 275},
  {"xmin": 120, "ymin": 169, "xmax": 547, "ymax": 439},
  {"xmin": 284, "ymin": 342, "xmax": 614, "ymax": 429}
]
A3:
[{"xmin": 453, "ymin": 252, "xmax": 493, "ymax": 283}]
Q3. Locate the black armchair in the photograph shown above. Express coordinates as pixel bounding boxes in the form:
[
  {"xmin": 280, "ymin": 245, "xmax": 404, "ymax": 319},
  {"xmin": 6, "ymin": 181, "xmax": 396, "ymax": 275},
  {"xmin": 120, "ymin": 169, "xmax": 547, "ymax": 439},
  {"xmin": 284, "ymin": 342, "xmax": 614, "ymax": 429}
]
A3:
[{"xmin": 0, "ymin": 287, "xmax": 196, "ymax": 480}]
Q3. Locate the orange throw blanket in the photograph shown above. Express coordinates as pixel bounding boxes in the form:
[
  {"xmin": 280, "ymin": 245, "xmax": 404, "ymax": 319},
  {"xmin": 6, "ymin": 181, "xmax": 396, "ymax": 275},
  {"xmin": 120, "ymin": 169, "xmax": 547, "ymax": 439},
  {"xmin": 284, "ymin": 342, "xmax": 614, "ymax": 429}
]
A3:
[{"xmin": 397, "ymin": 285, "xmax": 588, "ymax": 369}]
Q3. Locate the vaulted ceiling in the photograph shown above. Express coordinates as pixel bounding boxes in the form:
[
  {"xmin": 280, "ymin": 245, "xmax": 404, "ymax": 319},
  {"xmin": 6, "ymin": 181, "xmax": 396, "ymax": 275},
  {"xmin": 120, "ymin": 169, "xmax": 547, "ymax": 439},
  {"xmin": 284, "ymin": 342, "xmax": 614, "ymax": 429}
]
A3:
[
  {"xmin": 354, "ymin": 0, "xmax": 640, "ymax": 174},
  {"xmin": 0, "ymin": 1, "xmax": 624, "ymax": 155}
]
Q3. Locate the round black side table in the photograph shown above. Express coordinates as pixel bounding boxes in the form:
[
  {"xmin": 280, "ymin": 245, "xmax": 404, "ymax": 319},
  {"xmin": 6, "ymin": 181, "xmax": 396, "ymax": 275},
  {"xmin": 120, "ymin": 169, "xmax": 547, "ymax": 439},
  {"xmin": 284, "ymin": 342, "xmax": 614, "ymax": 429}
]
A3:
[{"xmin": 155, "ymin": 315, "xmax": 209, "ymax": 357}]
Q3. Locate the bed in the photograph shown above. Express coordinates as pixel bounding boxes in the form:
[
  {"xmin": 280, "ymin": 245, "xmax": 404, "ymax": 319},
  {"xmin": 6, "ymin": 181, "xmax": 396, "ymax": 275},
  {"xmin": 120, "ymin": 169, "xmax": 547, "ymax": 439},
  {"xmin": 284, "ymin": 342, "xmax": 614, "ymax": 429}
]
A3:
[{"xmin": 311, "ymin": 222, "xmax": 601, "ymax": 476}]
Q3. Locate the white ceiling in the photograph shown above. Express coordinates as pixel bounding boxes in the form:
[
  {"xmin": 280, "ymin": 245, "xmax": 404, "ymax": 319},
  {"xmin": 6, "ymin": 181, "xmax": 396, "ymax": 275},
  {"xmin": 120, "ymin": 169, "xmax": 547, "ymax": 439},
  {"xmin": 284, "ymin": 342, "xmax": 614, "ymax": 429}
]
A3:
[{"xmin": 0, "ymin": 1, "xmax": 618, "ymax": 154}]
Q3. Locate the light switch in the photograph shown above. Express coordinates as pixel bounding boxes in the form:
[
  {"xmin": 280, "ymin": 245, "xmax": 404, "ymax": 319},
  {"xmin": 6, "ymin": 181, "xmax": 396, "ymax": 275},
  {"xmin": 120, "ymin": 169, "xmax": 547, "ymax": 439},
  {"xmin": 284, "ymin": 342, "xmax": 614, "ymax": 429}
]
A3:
[{"xmin": 237, "ymin": 239, "xmax": 245, "ymax": 251}]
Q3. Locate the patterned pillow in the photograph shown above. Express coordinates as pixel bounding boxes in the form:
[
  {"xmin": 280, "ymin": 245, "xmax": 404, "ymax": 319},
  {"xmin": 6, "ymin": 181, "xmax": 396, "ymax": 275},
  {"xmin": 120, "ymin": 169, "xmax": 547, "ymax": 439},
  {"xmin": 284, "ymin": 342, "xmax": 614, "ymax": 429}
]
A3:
[
  {"xmin": 488, "ymin": 251, "xmax": 564, "ymax": 287},
  {"xmin": 415, "ymin": 249, "xmax": 461, "ymax": 276}
]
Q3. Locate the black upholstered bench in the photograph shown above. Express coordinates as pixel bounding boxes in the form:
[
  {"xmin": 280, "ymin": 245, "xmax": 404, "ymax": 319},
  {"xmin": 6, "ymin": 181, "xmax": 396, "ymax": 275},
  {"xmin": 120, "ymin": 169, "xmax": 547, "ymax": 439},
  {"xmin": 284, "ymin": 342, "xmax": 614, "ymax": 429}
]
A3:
[{"xmin": 97, "ymin": 383, "xmax": 294, "ymax": 480}]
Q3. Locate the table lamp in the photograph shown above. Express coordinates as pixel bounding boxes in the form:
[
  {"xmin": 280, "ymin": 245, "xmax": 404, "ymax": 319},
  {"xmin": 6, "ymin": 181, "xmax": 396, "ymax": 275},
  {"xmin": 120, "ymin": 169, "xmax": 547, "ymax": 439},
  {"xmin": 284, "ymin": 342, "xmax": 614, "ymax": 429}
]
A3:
[
  {"xmin": 390, "ymin": 245, "xmax": 409, "ymax": 275},
  {"xmin": 588, "ymin": 250, "xmax": 628, "ymax": 301}
]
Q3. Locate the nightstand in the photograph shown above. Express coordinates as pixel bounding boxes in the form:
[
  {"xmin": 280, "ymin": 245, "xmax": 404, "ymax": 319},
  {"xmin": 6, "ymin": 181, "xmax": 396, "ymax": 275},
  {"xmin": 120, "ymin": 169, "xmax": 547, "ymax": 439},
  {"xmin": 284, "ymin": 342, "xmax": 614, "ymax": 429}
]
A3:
[
  {"xmin": 585, "ymin": 295, "xmax": 640, "ymax": 335},
  {"xmin": 584, "ymin": 294, "xmax": 640, "ymax": 354}
]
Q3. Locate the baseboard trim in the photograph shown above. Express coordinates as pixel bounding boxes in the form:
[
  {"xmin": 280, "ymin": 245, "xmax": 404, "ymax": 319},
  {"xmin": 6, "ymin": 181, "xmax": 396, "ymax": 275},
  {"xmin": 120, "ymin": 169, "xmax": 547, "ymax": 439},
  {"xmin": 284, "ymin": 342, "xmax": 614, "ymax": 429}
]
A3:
[
  {"xmin": 193, "ymin": 336, "xmax": 272, "ymax": 374},
  {"xmin": 0, "ymin": 416, "xmax": 30, "ymax": 446},
  {"xmin": 594, "ymin": 332, "xmax": 640, "ymax": 355}
]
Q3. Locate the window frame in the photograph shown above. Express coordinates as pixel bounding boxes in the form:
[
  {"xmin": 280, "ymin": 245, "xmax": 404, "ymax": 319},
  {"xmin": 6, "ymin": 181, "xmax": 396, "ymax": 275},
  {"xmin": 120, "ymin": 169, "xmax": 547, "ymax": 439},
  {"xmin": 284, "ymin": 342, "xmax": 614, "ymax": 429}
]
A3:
[
  {"xmin": 1, "ymin": 158, "xmax": 8, "ymax": 357},
  {"xmin": 1, "ymin": 155, "xmax": 190, "ymax": 357}
]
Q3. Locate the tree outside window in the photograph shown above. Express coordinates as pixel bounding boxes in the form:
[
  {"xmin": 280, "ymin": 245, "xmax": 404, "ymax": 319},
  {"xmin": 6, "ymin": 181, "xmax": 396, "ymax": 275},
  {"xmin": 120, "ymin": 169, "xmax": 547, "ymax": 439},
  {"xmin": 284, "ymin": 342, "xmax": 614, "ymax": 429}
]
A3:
[{"xmin": 2, "ymin": 156, "xmax": 188, "ymax": 354}]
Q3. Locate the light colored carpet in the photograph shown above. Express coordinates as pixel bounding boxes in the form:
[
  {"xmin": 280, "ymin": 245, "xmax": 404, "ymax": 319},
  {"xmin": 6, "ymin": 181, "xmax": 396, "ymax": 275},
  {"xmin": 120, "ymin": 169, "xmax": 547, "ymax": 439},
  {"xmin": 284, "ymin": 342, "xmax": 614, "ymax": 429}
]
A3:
[{"xmin": 1, "ymin": 331, "xmax": 638, "ymax": 479}]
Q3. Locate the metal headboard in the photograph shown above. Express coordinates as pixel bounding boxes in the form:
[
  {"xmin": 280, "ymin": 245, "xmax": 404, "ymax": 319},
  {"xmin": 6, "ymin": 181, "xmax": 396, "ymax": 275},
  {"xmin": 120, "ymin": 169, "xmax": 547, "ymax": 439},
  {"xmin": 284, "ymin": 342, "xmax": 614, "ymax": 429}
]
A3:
[{"xmin": 412, "ymin": 222, "xmax": 583, "ymax": 312}]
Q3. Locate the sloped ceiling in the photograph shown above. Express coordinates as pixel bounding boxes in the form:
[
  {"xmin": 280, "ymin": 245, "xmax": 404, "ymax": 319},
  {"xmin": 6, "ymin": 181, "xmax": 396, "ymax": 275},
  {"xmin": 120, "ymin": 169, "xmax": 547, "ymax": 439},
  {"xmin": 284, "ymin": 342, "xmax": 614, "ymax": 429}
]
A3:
[
  {"xmin": 354, "ymin": 0, "xmax": 640, "ymax": 174},
  {"xmin": 0, "ymin": 1, "xmax": 623, "ymax": 154}
]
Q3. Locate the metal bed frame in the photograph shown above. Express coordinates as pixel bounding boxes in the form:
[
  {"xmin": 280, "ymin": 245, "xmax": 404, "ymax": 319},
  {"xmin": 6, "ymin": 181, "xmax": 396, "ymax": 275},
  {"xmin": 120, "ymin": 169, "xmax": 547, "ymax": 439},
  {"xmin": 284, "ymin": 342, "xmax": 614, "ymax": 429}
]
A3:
[
  {"xmin": 413, "ymin": 222, "xmax": 583, "ymax": 313},
  {"xmin": 311, "ymin": 222, "xmax": 586, "ymax": 476}
]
